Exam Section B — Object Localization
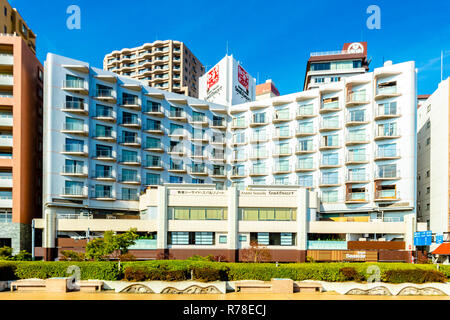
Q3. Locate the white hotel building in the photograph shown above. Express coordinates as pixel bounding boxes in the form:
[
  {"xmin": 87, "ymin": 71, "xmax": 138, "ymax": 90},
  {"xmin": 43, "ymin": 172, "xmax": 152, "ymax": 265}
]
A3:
[{"xmin": 35, "ymin": 53, "xmax": 418, "ymax": 261}]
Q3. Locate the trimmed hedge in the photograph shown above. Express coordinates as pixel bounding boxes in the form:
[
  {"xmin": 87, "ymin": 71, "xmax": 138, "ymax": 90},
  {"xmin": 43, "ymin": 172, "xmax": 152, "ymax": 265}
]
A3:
[{"xmin": 381, "ymin": 269, "xmax": 447, "ymax": 283}]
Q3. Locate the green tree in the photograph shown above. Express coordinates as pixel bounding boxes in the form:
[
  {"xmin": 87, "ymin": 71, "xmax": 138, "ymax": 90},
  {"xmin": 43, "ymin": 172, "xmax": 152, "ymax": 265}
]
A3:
[
  {"xmin": 0, "ymin": 246, "xmax": 12, "ymax": 260},
  {"xmin": 85, "ymin": 228, "xmax": 138, "ymax": 261},
  {"xmin": 13, "ymin": 250, "xmax": 32, "ymax": 261}
]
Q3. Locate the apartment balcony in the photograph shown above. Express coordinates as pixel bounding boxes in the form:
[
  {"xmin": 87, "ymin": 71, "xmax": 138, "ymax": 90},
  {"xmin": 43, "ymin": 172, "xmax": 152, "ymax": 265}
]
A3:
[
  {"xmin": 144, "ymin": 125, "xmax": 164, "ymax": 135},
  {"xmin": 375, "ymin": 106, "xmax": 401, "ymax": 120},
  {"xmin": 319, "ymin": 177, "xmax": 341, "ymax": 187},
  {"xmin": 190, "ymin": 116, "xmax": 209, "ymax": 127},
  {"xmin": 273, "ymin": 130, "xmax": 294, "ymax": 140},
  {"xmin": 168, "ymin": 146, "xmax": 186, "ymax": 157},
  {"xmin": 0, "ymin": 175, "xmax": 12, "ymax": 188},
  {"xmin": 319, "ymin": 141, "xmax": 341, "ymax": 150},
  {"xmin": 345, "ymin": 153, "xmax": 369, "ymax": 165},
  {"xmin": 191, "ymin": 134, "xmax": 209, "ymax": 144},
  {"xmin": 62, "ymin": 80, "xmax": 89, "ymax": 95},
  {"xmin": 319, "ymin": 119, "xmax": 341, "ymax": 132},
  {"xmin": 61, "ymin": 144, "xmax": 89, "ymax": 157},
  {"xmin": 230, "ymin": 169, "xmax": 247, "ymax": 179},
  {"xmin": 374, "ymin": 149, "xmax": 401, "ymax": 161},
  {"xmin": 144, "ymin": 142, "xmax": 165, "ymax": 153},
  {"xmin": 95, "ymin": 89, "xmax": 117, "ymax": 103},
  {"xmin": 249, "ymin": 150, "xmax": 269, "ymax": 160},
  {"xmin": 119, "ymin": 192, "xmax": 140, "ymax": 201},
  {"xmin": 91, "ymin": 190, "xmax": 116, "ymax": 201},
  {"xmin": 119, "ymin": 174, "xmax": 141, "ymax": 185},
  {"xmin": 346, "ymin": 173, "xmax": 370, "ymax": 184},
  {"xmin": 250, "ymin": 135, "xmax": 269, "ymax": 144},
  {"xmin": 345, "ymin": 115, "xmax": 369, "ymax": 126},
  {"xmin": 231, "ymin": 139, "xmax": 247, "ymax": 147},
  {"xmin": 168, "ymin": 111, "xmax": 188, "ymax": 122},
  {"xmin": 168, "ymin": 129, "xmax": 185, "ymax": 139},
  {"xmin": 144, "ymin": 105, "xmax": 165, "ymax": 117},
  {"xmin": 295, "ymin": 145, "xmax": 316, "ymax": 155},
  {"xmin": 211, "ymin": 136, "xmax": 226, "ymax": 146},
  {"xmin": 190, "ymin": 165, "xmax": 209, "ymax": 176},
  {"xmin": 191, "ymin": 151, "xmax": 208, "ymax": 160},
  {"xmin": 61, "ymin": 165, "xmax": 88, "ymax": 177},
  {"xmin": 374, "ymin": 190, "xmax": 400, "ymax": 202},
  {"xmin": 231, "ymin": 153, "xmax": 247, "ymax": 163},
  {"xmin": 0, "ymin": 53, "xmax": 13, "ymax": 66},
  {"xmin": 319, "ymin": 101, "xmax": 341, "ymax": 114},
  {"xmin": 345, "ymin": 192, "xmax": 370, "ymax": 204},
  {"xmin": 345, "ymin": 133, "xmax": 369, "ymax": 145},
  {"xmin": 346, "ymin": 92, "xmax": 369, "ymax": 107},
  {"xmin": 272, "ymin": 147, "xmax": 292, "ymax": 157},
  {"xmin": 374, "ymin": 170, "xmax": 401, "ymax": 181},
  {"xmin": 144, "ymin": 159, "xmax": 164, "ymax": 170},
  {"xmin": 374, "ymin": 86, "xmax": 401, "ymax": 101},
  {"xmin": 250, "ymin": 119, "xmax": 269, "ymax": 127},
  {"xmin": 93, "ymin": 131, "xmax": 117, "ymax": 142},
  {"xmin": 92, "ymin": 170, "xmax": 116, "ymax": 182},
  {"xmin": 0, "ymin": 114, "xmax": 12, "ymax": 128},
  {"xmin": 319, "ymin": 161, "xmax": 341, "ymax": 169},
  {"xmin": 210, "ymin": 152, "xmax": 226, "ymax": 162},
  {"xmin": 168, "ymin": 163, "xmax": 187, "ymax": 173},
  {"xmin": 119, "ymin": 117, "xmax": 141, "ymax": 129},
  {"xmin": 62, "ymin": 101, "xmax": 89, "ymax": 115},
  {"xmin": 92, "ymin": 150, "xmax": 116, "ymax": 162},
  {"xmin": 295, "ymin": 162, "xmax": 316, "ymax": 172},
  {"xmin": 211, "ymin": 168, "xmax": 226, "ymax": 178},
  {"xmin": 61, "ymin": 123, "xmax": 89, "ymax": 136},
  {"xmin": 118, "ymin": 155, "xmax": 141, "ymax": 166},
  {"xmin": 272, "ymin": 112, "xmax": 292, "ymax": 124},
  {"xmin": 295, "ymin": 126, "xmax": 316, "ymax": 137},
  {"xmin": 93, "ymin": 109, "xmax": 117, "ymax": 122},
  {"xmin": 249, "ymin": 167, "xmax": 268, "ymax": 177},
  {"xmin": 119, "ymin": 136, "xmax": 141, "ymax": 148},
  {"xmin": 61, "ymin": 186, "xmax": 88, "ymax": 198},
  {"xmin": 211, "ymin": 120, "xmax": 227, "ymax": 130},
  {"xmin": 119, "ymin": 98, "xmax": 141, "ymax": 111},
  {"xmin": 231, "ymin": 121, "xmax": 247, "ymax": 130},
  {"xmin": 374, "ymin": 129, "xmax": 401, "ymax": 140},
  {"xmin": 273, "ymin": 165, "xmax": 292, "ymax": 175},
  {"xmin": 296, "ymin": 106, "xmax": 316, "ymax": 119}
]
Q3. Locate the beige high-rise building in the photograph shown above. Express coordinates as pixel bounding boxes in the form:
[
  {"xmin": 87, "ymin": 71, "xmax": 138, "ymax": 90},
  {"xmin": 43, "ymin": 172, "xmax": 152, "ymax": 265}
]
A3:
[{"xmin": 103, "ymin": 40, "xmax": 205, "ymax": 98}]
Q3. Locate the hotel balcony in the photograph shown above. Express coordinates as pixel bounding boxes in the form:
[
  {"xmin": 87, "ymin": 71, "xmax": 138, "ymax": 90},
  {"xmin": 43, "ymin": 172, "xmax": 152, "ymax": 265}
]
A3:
[
  {"xmin": 61, "ymin": 122, "xmax": 89, "ymax": 136},
  {"xmin": 295, "ymin": 145, "xmax": 316, "ymax": 155},
  {"xmin": 119, "ymin": 116, "xmax": 141, "ymax": 129},
  {"xmin": 119, "ymin": 192, "xmax": 140, "ymax": 201},
  {"xmin": 374, "ymin": 170, "xmax": 400, "ymax": 181},
  {"xmin": 119, "ymin": 136, "xmax": 141, "ymax": 148},
  {"xmin": 92, "ymin": 170, "xmax": 116, "ymax": 182},
  {"xmin": 375, "ymin": 106, "xmax": 401, "ymax": 120},
  {"xmin": 345, "ymin": 115, "xmax": 369, "ymax": 127},
  {"xmin": 272, "ymin": 147, "xmax": 292, "ymax": 157},
  {"xmin": 118, "ymin": 155, "xmax": 141, "ymax": 166},
  {"xmin": 249, "ymin": 167, "xmax": 268, "ymax": 177},
  {"xmin": 319, "ymin": 177, "xmax": 341, "ymax": 188},
  {"xmin": 273, "ymin": 165, "xmax": 292, "ymax": 175},
  {"xmin": 93, "ymin": 130, "xmax": 117, "ymax": 142},
  {"xmin": 211, "ymin": 136, "xmax": 226, "ymax": 146},
  {"xmin": 231, "ymin": 138, "xmax": 247, "ymax": 147},
  {"xmin": 0, "ymin": 74, "xmax": 13, "ymax": 87},
  {"xmin": 250, "ymin": 118, "xmax": 269, "ymax": 127},
  {"xmin": 191, "ymin": 134, "xmax": 209, "ymax": 144},
  {"xmin": 95, "ymin": 89, "xmax": 117, "ymax": 104},
  {"xmin": 93, "ymin": 150, "xmax": 117, "ymax": 162},
  {"xmin": 61, "ymin": 186, "xmax": 88, "ymax": 199},
  {"xmin": 374, "ymin": 149, "xmax": 401, "ymax": 161},
  {"xmin": 296, "ymin": 106, "xmax": 316, "ymax": 119},
  {"xmin": 273, "ymin": 130, "xmax": 294, "ymax": 140},
  {"xmin": 295, "ymin": 126, "xmax": 316, "ymax": 137},
  {"xmin": 249, "ymin": 150, "xmax": 268, "ymax": 160},
  {"xmin": 319, "ymin": 101, "xmax": 341, "ymax": 114},
  {"xmin": 144, "ymin": 158, "xmax": 164, "ymax": 170},
  {"xmin": 168, "ymin": 163, "xmax": 187, "ymax": 173},
  {"xmin": 295, "ymin": 162, "xmax": 316, "ymax": 173},
  {"xmin": 0, "ymin": 114, "xmax": 12, "ymax": 128},
  {"xmin": 231, "ymin": 153, "xmax": 247, "ymax": 163},
  {"xmin": 190, "ymin": 165, "xmax": 209, "ymax": 176},
  {"xmin": 374, "ymin": 85, "xmax": 401, "ymax": 101},
  {"xmin": 61, "ymin": 165, "xmax": 88, "ymax": 177},
  {"xmin": 119, "ymin": 173, "xmax": 141, "ymax": 185},
  {"xmin": 93, "ymin": 109, "xmax": 117, "ymax": 123},
  {"xmin": 62, "ymin": 80, "xmax": 89, "ymax": 95},
  {"xmin": 319, "ymin": 119, "xmax": 341, "ymax": 132},
  {"xmin": 231, "ymin": 121, "xmax": 247, "ymax": 130},
  {"xmin": 345, "ymin": 153, "xmax": 369, "ymax": 165},
  {"xmin": 210, "ymin": 151, "xmax": 226, "ymax": 162},
  {"xmin": 168, "ymin": 110, "xmax": 188, "ymax": 122},
  {"xmin": 272, "ymin": 112, "xmax": 292, "ymax": 124},
  {"xmin": 144, "ymin": 125, "xmax": 164, "ymax": 135},
  {"xmin": 168, "ymin": 129, "xmax": 185, "ymax": 139},
  {"xmin": 0, "ymin": 175, "xmax": 12, "ymax": 188},
  {"xmin": 61, "ymin": 144, "xmax": 89, "ymax": 157},
  {"xmin": 191, "ymin": 150, "xmax": 208, "ymax": 160},
  {"xmin": 211, "ymin": 168, "xmax": 226, "ymax": 178},
  {"xmin": 91, "ymin": 190, "xmax": 116, "ymax": 201},
  {"xmin": 346, "ymin": 92, "xmax": 369, "ymax": 107},
  {"xmin": 144, "ymin": 142, "xmax": 165, "ymax": 153},
  {"xmin": 319, "ymin": 160, "xmax": 340, "ymax": 169},
  {"xmin": 345, "ymin": 133, "xmax": 369, "ymax": 146},
  {"xmin": 374, "ymin": 129, "xmax": 401, "ymax": 140},
  {"xmin": 190, "ymin": 116, "xmax": 209, "ymax": 127},
  {"xmin": 144, "ymin": 104, "xmax": 165, "ymax": 117},
  {"xmin": 345, "ymin": 192, "xmax": 370, "ymax": 204},
  {"xmin": 230, "ymin": 168, "xmax": 247, "ymax": 179},
  {"xmin": 62, "ymin": 101, "xmax": 89, "ymax": 115},
  {"xmin": 119, "ymin": 97, "xmax": 141, "ymax": 111},
  {"xmin": 168, "ymin": 146, "xmax": 186, "ymax": 157},
  {"xmin": 211, "ymin": 120, "xmax": 227, "ymax": 130},
  {"xmin": 345, "ymin": 173, "xmax": 370, "ymax": 184},
  {"xmin": 319, "ymin": 140, "xmax": 341, "ymax": 151},
  {"xmin": 374, "ymin": 190, "xmax": 400, "ymax": 202},
  {"xmin": 250, "ymin": 135, "xmax": 269, "ymax": 144}
]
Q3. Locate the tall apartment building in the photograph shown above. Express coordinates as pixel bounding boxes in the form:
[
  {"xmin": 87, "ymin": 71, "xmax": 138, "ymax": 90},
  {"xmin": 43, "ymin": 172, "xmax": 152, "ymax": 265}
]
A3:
[
  {"xmin": 103, "ymin": 40, "xmax": 205, "ymax": 98},
  {"xmin": 416, "ymin": 78, "xmax": 450, "ymax": 238},
  {"xmin": 35, "ymin": 53, "xmax": 417, "ymax": 261},
  {"xmin": 0, "ymin": 35, "xmax": 43, "ymax": 253},
  {"xmin": 0, "ymin": 0, "xmax": 36, "ymax": 53},
  {"xmin": 256, "ymin": 79, "xmax": 280, "ymax": 101},
  {"xmin": 303, "ymin": 42, "xmax": 369, "ymax": 91}
]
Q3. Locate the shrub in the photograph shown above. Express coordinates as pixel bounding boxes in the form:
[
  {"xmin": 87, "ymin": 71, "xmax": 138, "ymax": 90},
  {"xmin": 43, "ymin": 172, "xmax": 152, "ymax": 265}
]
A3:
[
  {"xmin": 192, "ymin": 267, "xmax": 228, "ymax": 282},
  {"xmin": 339, "ymin": 267, "xmax": 364, "ymax": 282},
  {"xmin": 0, "ymin": 247, "xmax": 12, "ymax": 260},
  {"xmin": 0, "ymin": 262, "xmax": 17, "ymax": 281},
  {"xmin": 60, "ymin": 250, "xmax": 85, "ymax": 261},
  {"xmin": 123, "ymin": 265, "xmax": 189, "ymax": 282},
  {"xmin": 382, "ymin": 269, "xmax": 447, "ymax": 284},
  {"xmin": 124, "ymin": 267, "xmax": 147, "ymax": 282},
  {"xmin": 118, "ymin": 253, "xmax": 136, "ymax": 261},
  {"xmin": 187, "ymin": 255, "xmax": 215, "ymax": 262}
]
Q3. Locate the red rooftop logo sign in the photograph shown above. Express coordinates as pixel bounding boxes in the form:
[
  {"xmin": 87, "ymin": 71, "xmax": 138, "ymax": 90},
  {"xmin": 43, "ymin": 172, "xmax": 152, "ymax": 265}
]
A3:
[
  {"xmin": 238, "ymin": 65, "xmax": 249, "ymax": 90},
  {"xmin": 207, "ymin": 65, "xmax": 219, "ymax": 91}
]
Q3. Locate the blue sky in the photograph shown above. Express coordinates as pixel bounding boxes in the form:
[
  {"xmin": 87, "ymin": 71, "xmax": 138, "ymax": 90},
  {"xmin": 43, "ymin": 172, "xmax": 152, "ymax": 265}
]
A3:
[{"xmin": 11, "ymin": 0, "xmax": 450, "ymax": 95}]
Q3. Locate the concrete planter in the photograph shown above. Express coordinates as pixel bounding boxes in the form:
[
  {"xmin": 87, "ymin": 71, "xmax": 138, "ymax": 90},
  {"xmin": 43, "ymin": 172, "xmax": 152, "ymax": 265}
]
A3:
[{"xmin": 103, "ymin": 280, "xmax": 227, "ymax": 294}]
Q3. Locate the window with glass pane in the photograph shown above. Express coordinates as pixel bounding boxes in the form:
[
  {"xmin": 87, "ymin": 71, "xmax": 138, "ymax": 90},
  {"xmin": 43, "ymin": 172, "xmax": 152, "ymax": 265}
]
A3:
[
  {"xmin": 212, "ymin": 115, "xmax": 224, "ymax": 126},
  {"xmin": 322, "ymin": 152, "xmax": 338, "ymax": 166},
  {"xmin": 95, "ymin": 164, "xmax": 112, "ymax": 178},
  {"xmin": 233, "ymin": 116, "xmax": 245, "ymax": 127},
  {"xmin": 0, "ymin": 190, "xmax": 12, "ymax": 199},
  {"xmin": 234, "ymin": 181, "xmax": 245, "ymax": 190},
  {"xmin": 96, "ymin": 104, "xmax": 112, "ymax": 117},
  {"xmin": 95, "ymin": 124, "xmax": 112, "ymax": 138},
  {"xmin": 252, "ymin": 161, "xmax": 266, "ymax": 174},
  {"xmin": 65, "ymin": 138, "xmax": 84, "ymax": 152},
  {"xmin": 349, "ymin": 168, "xmax": 366, "ymax": 181},
  {"xmin": 146, "ymin": 137, "xmax": 160, "ymax": 149},
  {"xmin": 298, "ymin": 174, "xmax": 313, "ymax": 187},
  {"xmin": 276, "ymin": 142, "xmax": 290, "ymax": 154},
  {"xmin": 299, "ymin": 121, "xmax": 313, "ymax": 134},
  {"xmin": 233, "ymin": 132, "xmax": 245, "ymax": 143},
  {"xmin": 378, "ymin": 164, "xmax": 397, "ymax": 178},
  {"xmin": 94, "ymin": 185, "xmax": 111, "ymax": 198},
  {"xmin": 298, "ymin": 157, "xmax": 313, "ymax": 169},
  {"xmin": 348, "ymin": 128, "xmax": 366, "ymax": 141},
  {"xmin": 122, "ymin": 188, "xmax": 138, "ymax": 200},
  {"xmin": 299, "ymin": 139, "xmax": 313, "ymax": 151},
  {"xmin": 348, "ymin": 148, "xmax": 366, "ymax": 162},
  {"xmin": 277, "ymin": 125, "xmax": 290, "ymax": 137},
  {"xmin": 192, "ymin": 111, "xmax": 205, "ymax": 122},
  {"xmin": 253, "ymin": 128, "xmax": 266, "ymax": 140},
  {"xmin": 323, "ymin": 134, "xmax": 338, "ymax": 146},
  {"xmin": 323, "ymin": 116, "xmax": 339, "ymax": 128},
  {"xmin": 96, "ymin": 144, "xmax": 112, "ymax": 157},
  {"xmin": 322, "ymin": 190, "xmax": 338, "ymax": 202},
  {"xmin": 192, "ymin": 128, "xmax": 205, "ymax": 139},
  {"xmin": 253, "ymin": 112, "xmax": 266, "ymax": 123},
  {"xmin": 171, "ymin": 232, "xmax": 189, "ymax": 245},
  {"xmin": 122, "ymin": 131, "xmax": 136, "ymax": 143},
  {"xmin": 322, "ymin": 171, "xmax": 338, "ymax": 184},
  {"xmin": 233, "ymin": 165, "xmax": 245, "ymax": 176},
  {"xmin": 65, "ymin": 117, "xmax": 83, "ymax": 131},
  {"xmin": 122, "ymin": 149, "xmax": 137, "ymax": 162},
  {"xmin": 349, "ymin": 109, "xmax": 365, "ymax": 122},
  {"xmin": 299, "ymin": 103, "xmax": 313, "ymax": 116},
  {"xmin": 378, "ymin": 101, "xmax": 397, "ymax": 116},
  {"xmin": 234, "ymin": 148, "xmax": 245, "ymax": 160},
  {"xmin": 146, "ymin": 173, "xmax": 160, "ymax": 185},
  {"xmin": 378, "ymin": 143, "xmax": 397, "ymax": 157},
  {"xmin": 219, "ymin": 235, "xmax": 227, "ymax": 244},
  {"xmin": 65, "ymin": 159, "xmax": 83, "ymax": 174},
  {"xmin": 64, "ymin": 181, "xmax": 84, "ymax": 195},
  {"xmin": 276, "ymin": 108, "xmax": 290, "ymax": 120},
  {"xmin": 195, "ymin": 232, "xmax": 214, "ymax": 245},
  {"xmin": 276, "ymin": 159, "xmax": 290, "ymax": 171},
  {"xmin": 122, "ymin": 168, "xmax": 137, "ymax": 181},
  {"xmin": 170, "ymin": 123, "xmax": 183, "ymax": 135},
  {"xmin": 275, "ymin": 176, "xmax": 289, "ymax": 185},
  {"xmin": 147, "ymin": 119, "xmax": 161, "ymax": 131},
  {"xmin": 252, "ymin": 178, "xmax": 266, "ymax": 185},
  {"xmin": 169, "ymin": 176, "xmax": 183, "ymax": 183},
  {"xmin": 146, "ymin": 154, "xmax": 160, "ymax": 167}
]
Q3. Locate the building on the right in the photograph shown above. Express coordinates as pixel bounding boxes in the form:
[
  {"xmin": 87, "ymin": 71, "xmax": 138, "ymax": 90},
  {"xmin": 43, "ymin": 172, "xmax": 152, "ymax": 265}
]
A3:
[
  {"xmin": 303, "ymin": 42, "xmax": 370, "ymax": 91},
  {"xmin": 416, "ymin": 78, "xmax": 450, "ymax": 236}
]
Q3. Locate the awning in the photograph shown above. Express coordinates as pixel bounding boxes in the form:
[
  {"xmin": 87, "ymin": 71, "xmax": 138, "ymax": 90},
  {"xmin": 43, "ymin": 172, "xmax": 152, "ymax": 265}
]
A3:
[{"xmin": 432, "ymin": 243, "xmax": 450, "ymax": 255}]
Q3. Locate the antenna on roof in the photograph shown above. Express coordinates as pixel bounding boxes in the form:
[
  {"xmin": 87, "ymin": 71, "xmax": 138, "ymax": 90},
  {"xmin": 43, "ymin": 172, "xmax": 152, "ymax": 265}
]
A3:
[{"xmin": 226, "ymin": 41, "xmax": 229, "ymax": 56}]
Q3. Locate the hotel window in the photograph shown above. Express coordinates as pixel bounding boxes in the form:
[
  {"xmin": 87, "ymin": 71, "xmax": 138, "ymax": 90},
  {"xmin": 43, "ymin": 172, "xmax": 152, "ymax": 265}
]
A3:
[
  {"xmin": 275, "ymin": 108, "xmax": 290, "ymax": 120},
  {"xmin": 169, "ymin": 232, "xmax": 215, "ymax": 245},
  {"xmin": 95, "ymin": 164, "xmax": 112, "ymax": 178},
  {"xmin": 298, "ymin": 157, "xmax": 313, "ymax": 169},
  {"xmin": 192, "ymin": 111, "xmax": 205, "ymax": 122},
  {"xmin": 95, "ymin": 124, "xmax": 113, "ymax": 138},
  {"xmin": 252, "ymin": 112, "xmax": 266, "ymax": 124},
  {"xmin": 212, "ymin": 165, "xmax": 225, "ymax": 176},
  {"xmin": 377, "ymin": 164, "xmax": 397, "ymax": 178},
  {"xmin": 377, "ymin": 81, "xmax": 397, "ymax": 95},
  {"xmin": 298, "ymin": 103, "xmax": 314, "ymax": 116},
  {"xmin": 275, "ymin": 142, "xmax": 290, "ymax": 154},
  {"xmin": 169, "ymin": 207, "xmax": 227, "ymax": 220},
  {"xmin": 322, "ymin": 171, "xmax": 339, "ymax": 184},
  {"xmin": 321, "ymin": 97, "xmax": 339, "ymax": 109},
  {"xmin": 146, "ymin": 154, "xmax": 160, "ymax": 167},
  {"xmin": 121, "ymin": 168, "xmax": 138, "ymax": 182},
  {"xmin": 145, "ymin": 136, "xmax": 161, "ymax": 149},
  {"xmin": 323, "ymin": 116, "xmax": 339, "ymax": 129},
  {"xmin": 95, "ymin": 144, "xmax": 112, "ymax": 158},
  {"xmin": 212, "ymin": 116, "xmax": 224, "ymax": 127},
  {"xmin": 239, "ymin": 208, "xmax": 296, "ymax": 221},
  {"xmin": 146, "ymin": 119, "xmax": 161, "ymax": 131},
  {"xmin": 64, "ymin": 159, "xmax": 84, "ymax": 174},
  {"xmin": 64, "ymin": 181, "xmax": 84, "ymax": 196},
  {"xmin": 348, "ymin": 128, "xmax": 366, "ymax": 142},
  {"xmin": 322, "ymin": 190, "xmax": 339, "ymax": 203},
  {"xmin": 122, "ymin": 111, "xmax": 138, "ymax": 125},
  {"xmin": 298, "ymin": 121, "xmax": 314, "ymax": 134},
  {"xmin": 65, "ymin": 138, "xmax": 84, "ymax": 152},
  {"xmin": 121, "ymin": 130, "xmax": 137, "ymax": 143},
  {"xmin": 170, "ymin": 106, "xmax": 184, "ymax": 117},
  {"xmin": 252, "ymin": 177, "xmax": 266, "ymax": 185},
  {"xmin": 276, "ymin": 125, "xmax": 290, "ymax": 138},
  {"xmin": 298, "ymin": 174, "xmax": 313, "ymax": 187},
  {"xmin": 233, "ymin": 131, "xmax": 246, "ymax": 144},
  {"xmin": 192, "ymin": 145, "xmax": 205, "ymax": 157},
  {"xmin": 348, "ymin": 148, "xmax": 366, "ymax": 162},
  {"xmin": 378, "ymin": 143, "xmax": 397, "ymax": 157},
  {"xmin": 426, "ymin": 137, "xmax": 430, "ymax": 145},
  {"xmin": 219, "ymin": 235, "xmax": 227, "ymax": 244},
  {"xmin": 170, "ymin": 123, "xmax": 183, "ymax": 135},
  {"xmin": 322, "ymin": 152, "xmax": 339, "ymax": 166},
  {"xmin": 122, "ymin": 92, "xmax": 138, "ymax": 105},
  {"xmin": 298, "ymin": 139, "xmax": 313, "ymax": 151},
  {"xmin": 275, "ymin": 176, "xmax": 289, "ymax": 185},
  {"xmin": 169, "ymin": 176, "xmax": 183, "ymax": 184},
  {"xmin": 234, "ymin": 180, "xmax": 245, "ymax": 190},
  {"xmin": 233, "ymin": 148, "xmax": 246, "ymax": 161},
  {"xmin": 121, "ymin": 149, "xmax": 137, "ymax": 162},
  {"xmin": 96, "ymin": 104, "xmax": 113, "ymax": 118},
  {"xmin": 377, "ymin": 101, "xmax": 398, "ymax": 116},
  {"xmin": 275, "ymin": 159, "xmax": 290, "ymax": 172},
  {"xmin": 322, "ymin": 134, "xmax": 339, "ymax": 147},
  {"xmin": 147, "ymin": 101, "xmax": 161, "ymax": 113},
  {"xmin": 94, "ymin": 185, "xmax": 112, "ymax": 198},
  {"xmin": 239, "ymin": 235, "xmax": 247, "ymax": 242},
  {"xmin": 192, "ymin": 127, "xmax": 205, "ymax": 140},
  {"xmin": 250, "ymin": 232, "xmax": 296, "ymax": 246},
  {"xmin": 192, "ymin": 178, "xmax": 205, "ymax": 184},
  {"xmin": 146, "ymin": 173, "xmax": 160, "ymax": 185},
  {"xmin": 252, "ymin": 161, "xmax": 266, "ymax": 174},
  {"xmin": 348, "ymin": 168, "xmax": 366, "ymax": 181},
  {"xmin": 64, "ymin": 74, "xmax": 84, "ymax": 88},
  {"xmin": 232, "ymin": 115, "xmax": 246, "ymax": 127},
  {"xmin": 65, "ymin": 96, "xmax": 84, "ymax": 109},
  {"xmin": 349, "ymin": 109, "xmax": 365, "ymax": 122},
  {"xmin": 215, "ymin": 182, "xmax": 224, "ymax": 190},
  {"xmin": 310, "ymin": 62, "xmax": 330, "ymax": 71},
  {"xmin": 65, "ymin": 117, "xmax": 84, "ymax": 131}
]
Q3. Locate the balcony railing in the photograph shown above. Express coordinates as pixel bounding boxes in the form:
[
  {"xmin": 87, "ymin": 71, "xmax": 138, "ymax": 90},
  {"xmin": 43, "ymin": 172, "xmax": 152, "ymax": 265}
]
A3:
[
  {"xmin": 375, "ymin": 190, "xmax": 399, "ymax": 200},
  {"xmin": 346, "ymin": 153, "xmax": 368, "ymax": 163},
  {"xmin": 145, "ymin": 158, "xmax": 162, "ymax": 168},
  {"xmin": 119, "ymin": 173, "xmax": 141, "ymax": 183},
  {"xmin": 346, "ymin": 192, "xmax": 369, "ymax": 202},
  {"xmin": 62, "ymin": 186, "xmax": 88, "ymax": 197},
  {"xmin": 120, "ymin": 97, "xmax": 139, "ymax": 105},
  {"xmin": 346, "ymin": 133, "xmax": 369, "ymax": 144},
  {"xmin": 375, "ymin": 169, "xmax": 400, "ymax": 179},
  {"xmin": 376, "ymin": 86, "xmax": 398, "ymax": 96},
  {"xmin": 375, "ymin": 149, "xmax": 400, "ymax": 159},
  {"xmin": 296, "ymin": 161, "xmax": 315, "ymax": 171},
  {"xmin": 63, "ymin": 101, "xmax": 88, "ymax": 112},
  {"xmin": 320, "ymin": 101, "xmax": 340, "ymax": 111},
  {"xmin": 96, "ymin": 89, "xmax": 115, "ymax": 99},
  {"xmin": 93, "ymin": 190, "xmax": 115, "ymax": 199},
  {"xmin": 63, "ymin": 144, "xmax": 87, "ymax": 154},
  {"xmin": 93, "ymin": 170, "xmax": 115, "ymax": 179},
  {"xmin": 319, "ymin": 176, "xmax": 340, "ymax": 185},
  {"xmin": 346, "ymin": 172, "xmax": 369, "ymax": 182},
  {"xmin": 63, "ymin": 79, "xmax": 88, "ymax": 91},
  {"xmin": 62, "ymin": 165, "xmax": 87, "ymax": 175},
  {"xmin": 119, "ymin": 154, "xmax": 141, "ymax": 163},
  {"xmin": 320, "ymin": 119, "xmax": 341, "ymax": 130},
  {"xmin": 347, "ymin": 91, "xmax": 367, "ymax": 103}
]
